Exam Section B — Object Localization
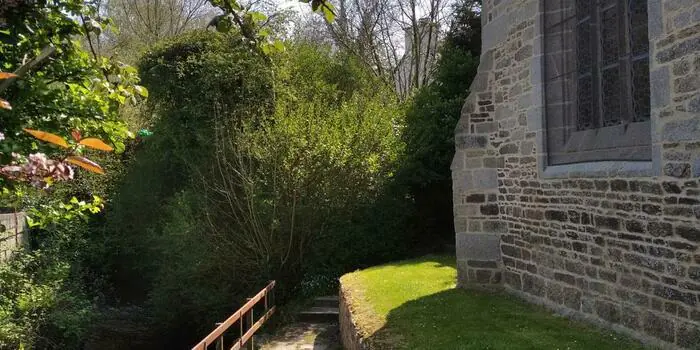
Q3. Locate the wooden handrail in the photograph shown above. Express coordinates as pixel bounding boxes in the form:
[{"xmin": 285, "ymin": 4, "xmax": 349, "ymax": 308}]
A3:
[{"xmin": 192, "ymin": 281, "xmax": 276, "ymax": 350}]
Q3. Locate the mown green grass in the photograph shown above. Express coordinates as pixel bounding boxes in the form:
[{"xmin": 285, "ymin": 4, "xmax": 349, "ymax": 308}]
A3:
[{"xmin": 341, "ymin": 255, "xmax": 648, "ymax": 350}]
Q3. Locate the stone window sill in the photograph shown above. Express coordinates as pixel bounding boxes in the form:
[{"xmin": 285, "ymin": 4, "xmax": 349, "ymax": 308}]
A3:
[{"xmin": 541, "ymin": 161, "xmax": 652, "ymax": 179}]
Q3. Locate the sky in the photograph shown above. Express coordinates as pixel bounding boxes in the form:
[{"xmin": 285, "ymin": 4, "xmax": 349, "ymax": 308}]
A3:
[{"xmin": 274, "ymin": 0, "xmax": 441, "ymax": 20}]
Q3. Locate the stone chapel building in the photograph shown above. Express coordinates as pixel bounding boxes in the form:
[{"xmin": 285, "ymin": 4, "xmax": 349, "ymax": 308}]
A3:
[
  {"xmin": 452, "ymin": 0, "xmax": 700, "ymax": 348},
  {"xmin": 395, "ymin": 19, "xmax": 440, "ymax": 98}
]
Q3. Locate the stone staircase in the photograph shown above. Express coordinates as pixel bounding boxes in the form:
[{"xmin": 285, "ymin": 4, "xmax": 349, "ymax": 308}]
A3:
[
  {"xmin": 297, "ymin": 296, "xmax": 339, "ymax": 323},
  {"xmin": 257, "ymin": 296, "xmax": 341, "ymax": 349}
]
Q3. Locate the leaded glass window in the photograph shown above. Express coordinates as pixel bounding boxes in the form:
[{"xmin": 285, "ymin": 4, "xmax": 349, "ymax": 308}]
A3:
[{"xmin": 544, "ymin": 0, "xmax": 651, "ymax": 165}]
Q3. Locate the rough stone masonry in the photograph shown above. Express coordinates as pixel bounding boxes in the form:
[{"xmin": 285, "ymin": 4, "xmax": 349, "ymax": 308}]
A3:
[
  {"xmin": 452, "ymin": 0, "xmax": 700, "ymax": 348},
  {"xmin": 0, "ymin": 212, "xmax": 26, "ymax": 262}
]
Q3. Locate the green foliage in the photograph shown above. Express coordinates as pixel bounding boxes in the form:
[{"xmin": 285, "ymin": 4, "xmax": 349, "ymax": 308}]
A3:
[
  {"xmin": 0, "ymin": 1, "xmax": 141, "ymax": 163},
  {"xmin": 0, "ymin": 222, "xmax": 98, "ymax": 349},
  {"xmin": 0, "ymin": 1, "xmax": 145, "ymax": 348},
  {"xmin": 396, "ymin": 0, "xmax": 481, "ymax": 250},
  {"xmin": 0, "ymin": 173, "xmax": 118, "ymax": 349},
  {"xmin": 80, "ymin": 30, "xmax": 276, "ymax": 347},
  {"xmin": 89, "ymin": 34, "xmax": 410, "ymax": 347},
  {"xmin": 0, "ymin": 0, "xmax": 144, "ymax": 240},
  {"xmin": 240, "ymin": 43, "xmax": 408, "ymax": 286},
  {"xmin": 208, "ymin": 0, "xmax": 335, "ymax": 53},
  {"xmin": 0, "ymin": 0, "xmax": 336, "ymax": 348},
  {"xmin": 401, "ymin": 1, "xmax": 480, "ymax": 184},
  {"xmin": 0, "ymin": 0, "xmax": 480, "ymax": 345},
  {"xmin": 442, "ymin": 0, "xmax": 482, "ymax": 59},
  {"xmin": 26, "ymin": 196, "xmax": 104, "ymax": 229}
]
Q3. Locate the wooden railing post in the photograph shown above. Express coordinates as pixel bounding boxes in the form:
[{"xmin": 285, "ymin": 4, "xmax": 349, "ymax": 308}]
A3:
[
  {"xmin": 247, "ymin": 308, "xmax": 254, "ymax": 350},
  {"xmin": 239, "ymin": 312, "xmax": 244, "ymax": 349},
  {"xmin": 191, "ymin": 281, "xmax": 275, "ymax": 350},
  {"xmin": 214, "ymin": 322, "xmax": 224, "ymax": 350},
  {"xmin": 216, "ymin": 335, "xmax": 224, "ymax": 350}
]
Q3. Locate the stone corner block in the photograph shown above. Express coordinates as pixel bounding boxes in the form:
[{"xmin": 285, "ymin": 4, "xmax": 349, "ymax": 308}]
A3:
[{"xmin": 456, "ymin": 232, "xmax": 502, "ymax": 262}]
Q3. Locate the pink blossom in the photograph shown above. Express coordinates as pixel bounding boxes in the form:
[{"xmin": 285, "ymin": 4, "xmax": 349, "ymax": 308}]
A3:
[{"xmin": 0, "ymin": 152, "xmax": 74, "ymax": 189}]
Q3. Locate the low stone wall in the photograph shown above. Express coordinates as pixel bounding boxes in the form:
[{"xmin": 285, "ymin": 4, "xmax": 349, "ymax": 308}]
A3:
[
  {"xmin": 339, "ymin": 282, "xmax": 370, "ymax": 350},
  {"xmin": 0, "ymin": 212, "xmax": 27, "ymax": 262}
]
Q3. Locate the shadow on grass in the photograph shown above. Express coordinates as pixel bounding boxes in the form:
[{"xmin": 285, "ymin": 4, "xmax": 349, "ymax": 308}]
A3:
[{"xmin": 366, "ymin": 287, "xmax": 646, "ymax": 350}]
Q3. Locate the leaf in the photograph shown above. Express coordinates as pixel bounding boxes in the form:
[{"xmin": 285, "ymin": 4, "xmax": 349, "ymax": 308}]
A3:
[
  {"xmin": 273, "ymin": 39, "xmax": 285, "ymax": 52},
  {"xmin": 0, "ymin": 98, "xmax": 10, "ymax": 110},
  {"xmin": 323, "ymin": 9, "xmax": 335, "ymax": 22},
  {"xmin": 26, "ymin": 216, "xmax": 38, "ymax": 228},
  {"xmin": 66, "ymin": 156, "xmax": 105, "ymax": 175},
  {"xmin": 228, "ymin": 0, "xmax": 242, "ymax": 10},
  {"xmin": 23, "ymin": 129, "xmax": 69, "ymax": 148},
  {"xmin": 89, "ymin": 19, "xmax": 102, "ymax": 29},
  {"xmin": 79, "ymin": 137, "xmax": 114, "ymax": 151},
  {"xmin": 250, "ymin": 11, "xmax": 268, "ymax": 23},
  {"xmin": 0, "ymin": 72, "xmax": 17, "ymax": 80},
  {"xmin": 134, "ymin": 85, "xmax": 148, "ymax": 97},
  {"xmin": 258, "ymin": 28, "xmax": 271, "ymax": 38},
  {"xmin": 71, "ymin": 130, "xmax": 81, "ymax": 141},
  {"xmin": 322, "ymin": 2, "xmax": 336, "ymax": 22}
]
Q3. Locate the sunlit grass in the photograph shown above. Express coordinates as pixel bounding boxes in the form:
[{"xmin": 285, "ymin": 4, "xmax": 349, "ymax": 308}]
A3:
[{"xmin": 341, "ymin": 255, "xmax": 648, "ymax": 350}]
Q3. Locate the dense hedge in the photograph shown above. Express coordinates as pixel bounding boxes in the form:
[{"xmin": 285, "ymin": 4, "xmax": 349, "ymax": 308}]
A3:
[
  {"xmin": 86, "ymin": 31, "xmax": 412, "ymax": 348},
  {"xmin": 397, "ymin": 0, "xmax": 481, "ymax": 251}
]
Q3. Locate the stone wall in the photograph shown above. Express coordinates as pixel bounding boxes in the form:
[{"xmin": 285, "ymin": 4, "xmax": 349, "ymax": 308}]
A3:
[
  {"xmin": 453, "ymin": 0, "xmax": 700, "ymax": 348},
  {"xmin": 339, "ymin": 284, "xmax": 370, "ymax": 350},
  {"xmin": 0, "ymin": 212, "xmax": 26, "ymax": 262}
]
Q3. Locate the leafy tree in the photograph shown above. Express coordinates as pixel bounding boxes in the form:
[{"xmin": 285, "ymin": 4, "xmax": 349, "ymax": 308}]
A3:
[
  {"xmin": 0, "ymin": 0, "xmax": 146, "ymax": 204},
  {"xmin": 80, "ymin": 30, "xmax": 276, "ymax": 347},
  {"xmin": 0, "ymin": 1, "xmax": 379, "ymax": 348},
  {"xmin": 397, "ymin": 0, "xmax": 480, "ymax": 251},
  {"xmin": 0, "ymin": 2, "xmax": 141, "ymax": 147},
  {"xmin": 0, "ymin": 1, "xmax": 146, "ymax": 348},
  {"xmin": 217, "ymin": 43, "xmax": 407, "ymax": 291},
  {"xmin": 89, "ymin": 33, "xmax": 408, "ymax": 347},
  {"xmin": 99, "ymin": 0, "xmax": 215, "ymax": 63},
  {"xmin": 207, "ymin": 0, "xmax": 336, "ymax": 54}
]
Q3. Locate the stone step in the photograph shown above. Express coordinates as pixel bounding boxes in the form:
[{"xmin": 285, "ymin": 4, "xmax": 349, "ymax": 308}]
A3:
[
  {"xmin": 257, "ymin": 322, "xmax": 340, "ymax": 350},
  {"xmin": 297, "ymin": 306, "xmax": 339, "ymax": 323},
  {"xmin": 313, "ymin": 295, "xmax": 339, "ymax": 308}
]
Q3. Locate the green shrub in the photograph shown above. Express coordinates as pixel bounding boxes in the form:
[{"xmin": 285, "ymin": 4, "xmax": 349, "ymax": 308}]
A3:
[
  {"xmin": 397, "ymin": 0, "xmax": 481, "ymax": 251},
  {"xmin": 226, "ymin": 43, "xmax": 409, "ymax": 292},
  {"xmin": 0, "ymin": 0, "xmax": 144, "ymax": 345},
  {"xmin": 94, "ymin": 30, "xmax": 274, "ymax": 304},
  {"xmin": 0, "ymin": 222, "xmax": 97, "ymax": 349},
  {"xmin": 87, "ymin": 35, "xmax": 412, "ymax": 347}
]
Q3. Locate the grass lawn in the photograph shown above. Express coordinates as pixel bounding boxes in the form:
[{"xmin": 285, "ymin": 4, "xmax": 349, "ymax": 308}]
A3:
[{"xmin": 340, "ymin": 255, "xmax": 648, "ymax": 350}]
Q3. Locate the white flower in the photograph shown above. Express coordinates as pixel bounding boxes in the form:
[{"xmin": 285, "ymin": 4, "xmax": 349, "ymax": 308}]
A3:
[{"xmin": 0, "ymin": 132, "xmax": 4, "ymax": 141}]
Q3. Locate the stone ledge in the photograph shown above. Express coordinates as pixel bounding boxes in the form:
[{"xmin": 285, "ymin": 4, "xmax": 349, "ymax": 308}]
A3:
[
  {"xmin": 339, "ymin": 283, "xmax": 370, "ymax": 350},
  {"xmin": 541, "ymin": 161, "xmax": 653, "ymax": 179}
]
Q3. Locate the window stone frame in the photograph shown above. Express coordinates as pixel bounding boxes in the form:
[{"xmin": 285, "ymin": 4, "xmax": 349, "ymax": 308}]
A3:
[{"xmin": 533, "ymin": 0, "xmax": 664, "ymax": 179}]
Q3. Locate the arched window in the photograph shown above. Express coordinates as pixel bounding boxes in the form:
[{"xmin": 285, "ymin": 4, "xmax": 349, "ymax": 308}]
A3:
[{"xmin": 544, "ymin": 0, "xmax": 651, "ymax": 165}]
